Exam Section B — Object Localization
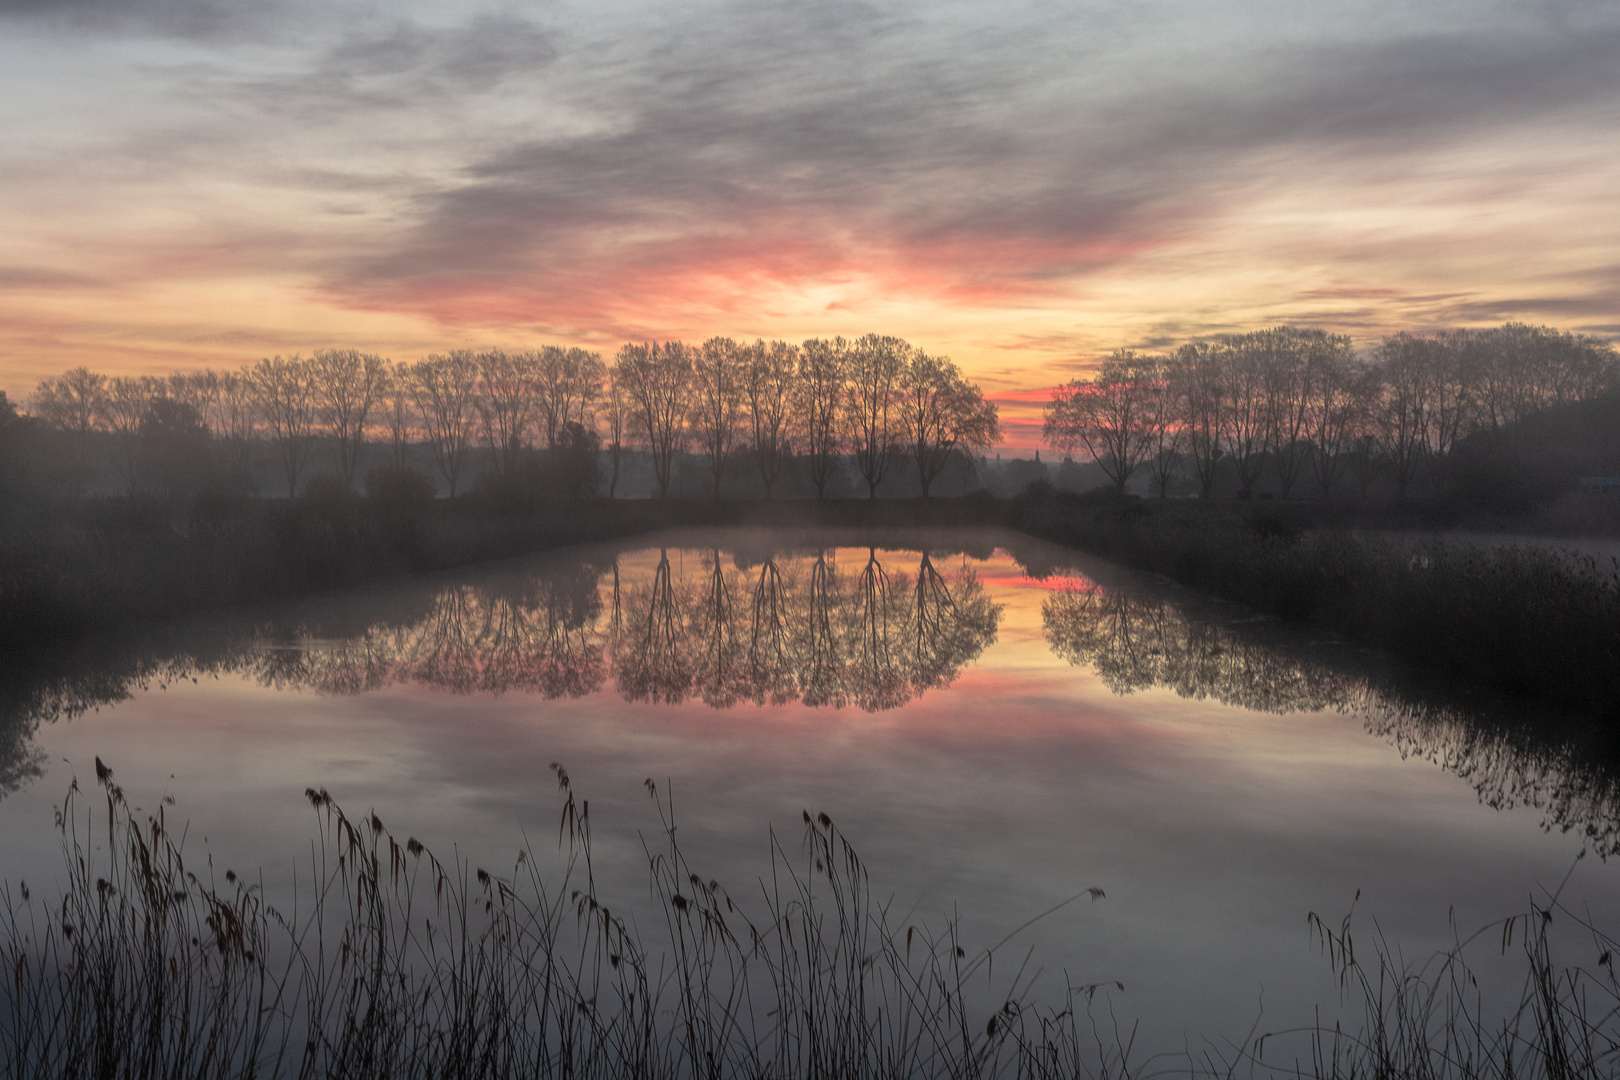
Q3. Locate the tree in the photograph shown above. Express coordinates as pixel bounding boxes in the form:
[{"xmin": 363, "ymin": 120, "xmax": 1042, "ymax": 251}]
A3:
[
  {"xmin": 30, "ymin": 366, "xmax": 106, "ymax": 487},
  {"xmin": 745, "ymin": 340, "xmax": 797, "ymax": 498},
  {"xmin": 139, "ymin": 396, "xmax": 210, "ymax": 499},
  {"xmin": 407, "ymin": 351, "xmax": 479, "ymax": 498},
  {"xmin": 844, "ymin": 333, "xmax": 907, "ymax": 499},
  {"xmin": 552, "ymin": 420, "xmax": 601, "ymax": 500},
  {"xmin": 1220, "ymin": 335, "xmax": 1270, "ymax": 498},
  {"xmin": 473, "ymin": 348, "xmax": 539, "ymax": 478},
  {"xmin": 616, "ymin": 341, "xmax": 692, "ymax": 498},
  {"xmin": 103, "ymin": 375, "xmax": 161, "ymax": 494},
  {"xmin": 251, "ymin": 356, "xmax": 317, "ymax": 498},
  {"xmin": 602, "ymin": 363, "xmax": 628, "ymax": 498},
  {"xmin": 380, "ymin": 362, "xmax": 415, "ymax": 471},
  {"xmin": 1346, "ymin": 366, "xmax": 1389, "ymax": 497},
  {"xmin": 895, "ymin": 351, "xmax": 998, "ymax": 498},
  {"xmin": 30, "ymin": 367, "xmax": 105, "ymax": 442},
  {"xmin": 1172, "ymin": 343, "xmax": 1225, "ymax": 499},
  {"xmin": 1259, "ymin": 328, "xmax": 1322, "ymax": 499},
  {"xmin": 797, "ymin": 338, "xmax": 846, "ymax": 499},
  {"xmin": 1303, "ymin": 336, "xmax": 1361, "ymax": 499},
  {"xmin": 1374, "ymin": 332, "xmax": 1436, "ymax": 499},
  {"xmin": 309, "ymin": 348, "xmax": 389, "ymax": 489},
  {"xmin": 537, "ymin": 346, "xmax": 606, "ymax": 450},
  {"xmin": 1044, "ymin": 350, "xmax": 1157, "ymax": 495},
  {"xmin": 1139, "ymin": 356, "xmax": 1181, "ymax": 498},
  {"xmin": 690, "ymin": 336, "xmax": 746, "ymax": 499},
  {"xmin": 216, "ymin": 368, "xmax": 259, "ymax": 487}
]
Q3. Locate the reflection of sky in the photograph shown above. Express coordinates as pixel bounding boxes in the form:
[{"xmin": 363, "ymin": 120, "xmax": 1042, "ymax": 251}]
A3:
[
  {"xmin": 2, "ymin": 0, "xmax": 1617, "ymax": 420},
  {"xmin": 2, "ymin": 532, "xmax": 1616, "ymax": 1051}
]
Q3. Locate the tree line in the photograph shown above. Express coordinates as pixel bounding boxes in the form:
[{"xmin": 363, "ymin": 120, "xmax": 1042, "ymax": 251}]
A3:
[
  {"xmin": 1044, "ymin": 323, "xmax": 1617, "ymax": 499},
  {"xmin": 18, "ymin": 334, "xmax": 999, "ymax": 501}
]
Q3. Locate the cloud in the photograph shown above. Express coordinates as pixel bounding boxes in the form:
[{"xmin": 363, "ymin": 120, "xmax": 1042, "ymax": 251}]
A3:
[
  {"xmin": 299, "ymin": 1, "xmax": 1620, "ymax": 331},
  {"xmin": 0, "ymin": 0, "xmax": 293, "ymax": 40}
]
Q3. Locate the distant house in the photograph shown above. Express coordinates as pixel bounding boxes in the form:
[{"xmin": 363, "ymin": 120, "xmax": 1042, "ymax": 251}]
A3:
[{"xmin": 1578, "ymin": 476, "xmax": 1620, "ymax": 496}]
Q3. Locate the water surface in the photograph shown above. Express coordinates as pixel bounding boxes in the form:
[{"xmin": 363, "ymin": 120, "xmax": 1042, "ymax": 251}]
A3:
[{"xmin": 3, "ymin": 527, "xmax": 1616, "ymax": 1050}]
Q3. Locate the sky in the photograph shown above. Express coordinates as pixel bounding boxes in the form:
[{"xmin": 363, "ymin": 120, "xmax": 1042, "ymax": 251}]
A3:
[{"xmin": 2, "ymin": 0, "xmax": 1617, "ymax": 449}]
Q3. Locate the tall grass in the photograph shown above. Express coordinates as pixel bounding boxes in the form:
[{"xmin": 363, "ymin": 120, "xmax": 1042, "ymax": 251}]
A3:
[
  {"xmin": 6, "ymin": 764, "xmax": 1620, "ymax": 1079},
  {"xmin": 2, "ymin": 764, "xmax": 1128, "ymax": 1080}
]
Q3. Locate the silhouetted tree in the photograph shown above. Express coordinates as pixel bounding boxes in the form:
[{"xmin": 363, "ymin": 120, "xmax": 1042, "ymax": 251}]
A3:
[
  {"xmin": 896, "ymin": 351, "xmax": 999, "ymax": 498},
  {"xmin": 138, "ymin": 397, "xmax": 210, "ymax": 499},
  {"xmin": 691, "ymin": 337, "xmax": 746, "ymax": 499},
  {"xmin": 845, "ymin": 334, "xmax": 907, "ymax": 499},
  {"xmin": 473, "ymin": 348, "xmax": 539, "ymax": 479},
  {"xmin": 1045, "ymin": 349, "xmax": 1156, "ymax": 495},
  {"xmin": 407, "ymin": 351, "xmax": 479, "ymax": 497},
  {"xmin": 745, "ymin": 340, "xmax": 797, "ymax": 498},
  {"xmin": 602, "ymin": 363, "xmax": 628, "ymax": 498},
  {"xmin": 616, "ymin": 341, "xmax": 692, "ymax": 499},
  {"xmin": 251, "ymin": 355, "xmax": 316, "ymax": 497},
  {"xmin": 310, "ymin": 348, "xmax": 389, "ymax": 489},
  {"xmin": 797, "ymin": 338, "xmax": 846, "ymax": 499}
]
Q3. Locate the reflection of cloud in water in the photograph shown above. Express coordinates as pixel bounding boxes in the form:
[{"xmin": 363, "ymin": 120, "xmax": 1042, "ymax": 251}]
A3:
[{"xmin": 1040, "ymin": 576, "xmax": 1620, "ymax": 856}]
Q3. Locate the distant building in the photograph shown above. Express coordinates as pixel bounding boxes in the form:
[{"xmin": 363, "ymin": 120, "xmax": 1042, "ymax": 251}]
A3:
[{"xmin": 1579, "ymin": 476, "xmax": 1620, "ymax": 495}]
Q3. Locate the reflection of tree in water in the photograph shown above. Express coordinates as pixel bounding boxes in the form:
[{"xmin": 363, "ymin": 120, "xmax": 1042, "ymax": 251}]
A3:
[
  {"xmin": 846, "ymin": 548, "xmax": 908, "ymax": 711},
  {"xmin": 747, "ymin": 559, "xmax": 797, "ymax": 706},
  {"xmin": 902, "ymin": 553, "xmax": 1000, "ymax": 694},
  {"xmin": 614, "ymin": 549, "xmax": 691, "ymax": 704},
  {"xmin": 270, "ymin": 565, "xmax": 607, "ymax": 699},
  {"xmin": 796, "ymin": 552, "xmax": 845, "ymax": 709},
  {"xmin": 1043, "ymin": 586, "xmax": 1356, "ymax": 712},
  {"xmin": 608, "ymin": 547, "xmax": 1001, "ymax": 712},
  {"xmin": 1042, "ymin": 577, "xmax": 1620, "ymax": 855}
]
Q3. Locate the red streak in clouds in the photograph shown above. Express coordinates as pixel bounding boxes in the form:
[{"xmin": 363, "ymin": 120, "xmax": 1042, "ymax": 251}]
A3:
[{"xmin": 323, "ymin": 215, "xmax": 1165, "ymax": 341}]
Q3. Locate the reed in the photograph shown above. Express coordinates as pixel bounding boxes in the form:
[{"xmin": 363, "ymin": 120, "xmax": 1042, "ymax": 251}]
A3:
[{"xmin": 5, "ymin": 763, "xmax": 1619, "ymax": 1079}]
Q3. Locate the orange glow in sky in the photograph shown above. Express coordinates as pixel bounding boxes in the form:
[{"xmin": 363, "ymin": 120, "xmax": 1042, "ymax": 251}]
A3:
[{"xmin": 2, "ymin": 0, "xmax": 1616, "ymax": 451}]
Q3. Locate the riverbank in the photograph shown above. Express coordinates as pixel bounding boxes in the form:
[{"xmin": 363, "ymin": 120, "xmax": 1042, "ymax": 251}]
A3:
[{"xmin": 1009, "ymin": 491, "xmax": 1620, "ymax": 721}]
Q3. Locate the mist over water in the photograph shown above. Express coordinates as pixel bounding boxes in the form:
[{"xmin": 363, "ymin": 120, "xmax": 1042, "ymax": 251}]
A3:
[{"xmin": 2, "ymin": 527, "xmax": 1617, "ymax": 1048}]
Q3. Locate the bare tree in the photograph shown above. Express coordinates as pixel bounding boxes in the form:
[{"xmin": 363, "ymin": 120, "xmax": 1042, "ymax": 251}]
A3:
[
  {"xmin": 844, "ymin": 333, "xmax": 907, "ymax": 499},
  {"xmin": 1221, "ymin": 335, "xmax": 1271, "ymax": 498},
  {"xmin": 166, "ymin": 371, "xmax": 220, "ymax": 432},
  {"xmin": 616, "ymin": 341, "xmax": 692, "ymax": 498},
  {"xmin": 1044, "ymin": 349, "xmax": 1157, "ymax": 495},
  {"xmin": 797, "ymin": 338, "xmax": 846, "ymax": 499},
  {"xmin": 308, "ymin": 348, "xmax": 389, "ymax": 488},
  {"xmin": 407, "ymin": 351, "xmax": 479, "ymax": 497},
  {"xmin": 1139, "ymin": 356, "xmax": 1182, "ymax": 498},
  {"xmin": 380, "ymin": 362, "xmax": 414, "ymax": 471},
  {"xmin": 745, "ymin": 340, "xmax": 797, "ymax": 498},
  {"xmin": 1303, "ymin": 336, "xmax": 1361, "ymax": 499},
  {"xmin": 104, "ymin": 375, "xmax": 162, "ymax": 494},
  {"xmin": 216, "ymin": 368, "xmax": 259, "ymax": 486},
  {"xmin": 1260, "ymin": 328, "xmax": 1322, "ymax": 499},
  {"xmin": 1346, "ymin": 365, "xmax": 1389, "ymax": 497},
  {"xmin": 31, "ymin": 367, "xmax": 107, "ymax": 480},
  {"xmin": 601, "ymin": 362, "xmax": 628, "ymax": 498},
  {"xmin": 690, "ymin": 336, "xmax": 746, "ymax": 499},
  {"xmin": 251, "ymin": 356, "xmax": 317, "ymax": 497},
  {"xmin": 1172, "ymin": 343, "xmax": 1226, "ymax": 499},
  {"xmin": 473, "ymin": 348, "xmax": 539, "ymax": 478},
  {"xmin": 535, "ymin": 346, "xmax": 606, "ymax": 450},
  {"xmin": 895, "ymin": 350, "xmax": 999, "ymax": 498},
  {"xmin": 1373, "ymin": 333, "xmax": 1433, "ymax": 499}
]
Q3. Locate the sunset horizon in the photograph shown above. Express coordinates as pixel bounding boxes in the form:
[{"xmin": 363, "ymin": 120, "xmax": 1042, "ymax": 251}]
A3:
[{"xmin": 4, "ymin": 0, "xmax": 1617, "ymax": 454}]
